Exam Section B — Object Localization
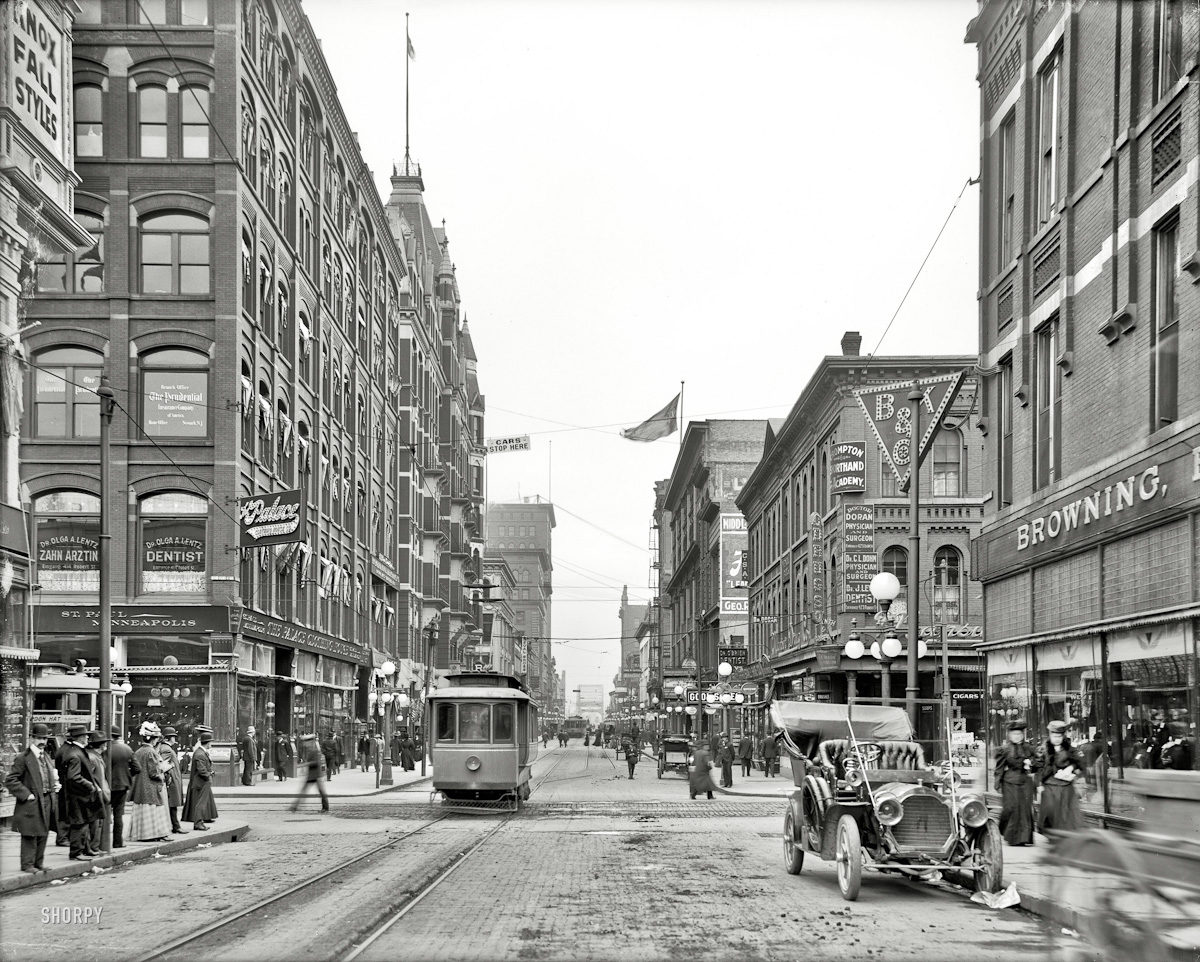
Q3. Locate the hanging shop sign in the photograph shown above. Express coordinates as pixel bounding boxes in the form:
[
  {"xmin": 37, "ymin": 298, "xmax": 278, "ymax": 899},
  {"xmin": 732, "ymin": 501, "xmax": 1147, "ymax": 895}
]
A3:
[
  {"xmin": 841, "ymin": 503, "xmax": 877, "ymax": 610},
  {"xmin": 972, "ymin": 431, "xmax": 1200, "ymax": 581},
  {"xmin": 238, "ymin": 489, "xmax": 303, "ymax": 548},
  {"xmin": 486, "ymin": 435, "xmax": 531, "ymax": 454},
  {"xmin": 718, "ymin": 646, "xmax": 748, "ymax": 667},
  {"xmin": 720, "ymin": 514, "xmax": 749, "ymax": 612},
  {"xmin": 831, "ymin": 442, "xmax": 867, "ymax": 494},
  {"xmin": 854, "ymin": 371, "xmax": 967, "ymax": 491}
]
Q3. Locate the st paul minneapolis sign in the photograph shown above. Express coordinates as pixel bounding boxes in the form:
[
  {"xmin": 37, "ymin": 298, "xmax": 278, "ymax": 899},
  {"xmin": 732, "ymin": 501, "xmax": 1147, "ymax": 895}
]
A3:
[{"xmin": 972, "ymin": 432, "xmax": 1200, "ymax": 581}]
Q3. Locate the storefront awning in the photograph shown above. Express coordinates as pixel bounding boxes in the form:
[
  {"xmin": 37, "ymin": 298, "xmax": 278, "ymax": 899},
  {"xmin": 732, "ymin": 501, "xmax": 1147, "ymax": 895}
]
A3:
[{"xmin": 0, "ymin": 646, "xmax": 40, "ymax": 661}]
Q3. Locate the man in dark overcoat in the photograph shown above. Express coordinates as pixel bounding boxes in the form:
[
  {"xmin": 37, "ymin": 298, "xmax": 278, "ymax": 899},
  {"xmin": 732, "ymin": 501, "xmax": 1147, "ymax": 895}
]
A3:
[
  {"xmin": 84, "ymin": 731, "xmax": 110, "ymax": 856},
  {"xmin": 239, "ymin": 726, "xmax": 259, "ymax": 786},
  {"xmin": 108, "ymin": 727, "xmax": 136, "ymax": 848},
  {"xmin": 159, "ymin": 727, "xmax": 188, "ymax": 833},
  {"xmin": 4, "ymin": 723, "xmax": 58, "ymax": 872},
  {"xmin": 56, "ymin": 723, "xmax": 102, "ymax": 860},
  {"xmin": 760, "ymin": 728, "xmax": 779, "ymax": 777},
  {"xmin": 182, "ymin": 728, "xmax": 219, "ymax": 830},
  {"xmin": 737, "ymin": 732, "xmax": 754, "ymax": 777}
]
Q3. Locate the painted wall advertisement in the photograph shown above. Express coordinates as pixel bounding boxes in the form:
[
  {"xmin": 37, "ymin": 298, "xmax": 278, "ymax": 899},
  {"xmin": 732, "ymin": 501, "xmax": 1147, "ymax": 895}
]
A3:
[
  {"xmin": 831, "ymin": 442, "xmax": 866, "ymax": 494},
  {"xmin": 6, "ymin": 0, "xmax": 67, "ymax": 164},
  {"xmin": 719, "ymin": 514, "xmax": 748, "ymax": 614},
  {"xmin": 841, "ymin": 503, "xmax": 876, "ymax": 611}
]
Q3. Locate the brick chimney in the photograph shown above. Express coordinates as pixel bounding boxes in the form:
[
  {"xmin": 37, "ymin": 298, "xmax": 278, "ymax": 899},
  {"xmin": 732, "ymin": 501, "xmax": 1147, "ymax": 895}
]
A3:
[{"xmin": 841, "ymin": 331, "xmax": 863, "ymax": 356}]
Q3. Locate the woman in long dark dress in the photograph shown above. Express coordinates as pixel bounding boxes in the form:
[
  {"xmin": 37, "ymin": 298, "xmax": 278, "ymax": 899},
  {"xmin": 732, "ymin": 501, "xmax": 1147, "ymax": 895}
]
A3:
[
  {"xmin": 994, "ymin": 720, "xmax": 1036, "ymax": 845},
  {"xmin": 1035, "ymin": 720, "xmax": 1086, "ymax": 835}
]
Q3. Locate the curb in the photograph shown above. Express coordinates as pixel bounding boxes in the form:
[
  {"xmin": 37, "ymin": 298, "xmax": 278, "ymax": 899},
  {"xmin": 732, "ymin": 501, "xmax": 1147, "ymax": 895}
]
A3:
[
  {"xmin": 211, "ymin": 775, "xmax": 434, "ymax": 800},
  {"xmin": 0, "ymin": 823, "xmax": 252, "ymax": 895}
]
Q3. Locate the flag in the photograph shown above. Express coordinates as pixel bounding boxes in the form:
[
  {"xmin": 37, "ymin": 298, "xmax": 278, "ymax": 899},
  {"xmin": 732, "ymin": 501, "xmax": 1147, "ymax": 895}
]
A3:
[
  {"xmin": 407, "ymin": 33, "xmax": 416, "ymax": 60},
  {"xmin": 620, "ymin": 393, "xmax": 679, "ymax": 442}
]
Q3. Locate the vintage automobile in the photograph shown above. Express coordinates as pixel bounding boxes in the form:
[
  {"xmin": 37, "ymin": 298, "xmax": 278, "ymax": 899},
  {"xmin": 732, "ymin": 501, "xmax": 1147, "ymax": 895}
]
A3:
[
  {"xmin": 773, "ymin": 700, "xmax": 1003, "ymax": 901},
  {"xmin": 657, "ymin": 735, "xmax": 692, "ymax": 778}
]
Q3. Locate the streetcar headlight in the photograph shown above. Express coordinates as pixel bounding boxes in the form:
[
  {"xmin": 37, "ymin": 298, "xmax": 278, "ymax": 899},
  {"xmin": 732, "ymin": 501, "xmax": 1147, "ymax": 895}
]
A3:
[
  {"xmin": 466, "ymin": 755, "xmax": 482, "ymax": 772},
  {"xmin": 958, "ymin": 797, "xmax": 988, "ymax": 829},
  {"xmin": 875, "ymin": 795, "xmax": 904, "ymax": 827}
]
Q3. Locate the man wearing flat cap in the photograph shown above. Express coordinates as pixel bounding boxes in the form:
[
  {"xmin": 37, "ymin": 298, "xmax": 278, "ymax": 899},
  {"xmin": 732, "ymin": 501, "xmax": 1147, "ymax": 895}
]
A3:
[
  {"xmin": 158, "ymin": 728, "xmax": 187, "ymax": 834},
  {"xmin": 4, "ymin": 723, "xmax": 58, "ymax": 872},
  {"xmin": 56, "ymin": 724, "xmax": 102, "ymax": 860},
  {"xmin": 182, "ymin": 727, "xmax": 218, "ymax": 830}
]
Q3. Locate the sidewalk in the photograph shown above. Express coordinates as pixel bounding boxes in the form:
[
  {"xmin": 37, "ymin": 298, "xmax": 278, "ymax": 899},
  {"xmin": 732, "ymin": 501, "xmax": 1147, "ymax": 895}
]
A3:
[
  {"xmin": 0, "ymin": 820, "xmax": 251, "ymax": 895},
  {"xmin": 211, "ymin": 763, "xmax": 433, "ymax": 798}
]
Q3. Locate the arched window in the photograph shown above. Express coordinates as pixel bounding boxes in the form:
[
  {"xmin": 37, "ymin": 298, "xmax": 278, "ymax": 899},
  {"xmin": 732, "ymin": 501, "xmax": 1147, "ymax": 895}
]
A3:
[
  {"xmin": 32, "ymin": 347, "xmax": 103, "ymax": 438},
  {"xmin": 34, "ymin": 492, "xmax": 100, "ymax": 592},
  {"xmin": 933, "ymin": 547, "xmax": 963, "ymax": 624},
  {"xmin": 881, "ymin": 546, "xmax": 908, "ymax": 589},
  {"xmin": 932, "ymin": 429, "xmax": 962, "ymax": 497},
  {"xmin": 239, "ymin": 359, "xmax": 254, "ymax": 455},
  {"xmin": 140, "ymin": 347, "xmax": 209, "ymax": 438},
  {"xmin": 37, "ymin": 211, "xmax": 105, "ymax": 293},
  {"xmin": 138, "ymin": 85, "xmax": 168, "ymax": 157},
  {"xmin": 139, "ymin": 211, "xmax": 210, "ymax": 294},
  {"xmin": 181, "ymin": 85, "xmax": 210, "ymax": 157},
  {"xmin": 260, "ymin": 123, "xmax": 276, "ymax": 210},
  {"xmin": 138, "ymin": 492, "xmax": 208, "ymax": 593},
  {"xmin": 240, "ymin": 229, "xmax": 254, "ymax": 312},
  {"xmin": 74, "ymin": 85, "xmax": 103, "ymax": 156}
]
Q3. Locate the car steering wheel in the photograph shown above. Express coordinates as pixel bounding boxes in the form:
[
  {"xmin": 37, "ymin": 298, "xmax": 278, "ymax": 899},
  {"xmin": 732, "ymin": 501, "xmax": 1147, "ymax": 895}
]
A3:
[{"xmin": 850, "ymin": 743, "xmax": 882, "ymax": 767}]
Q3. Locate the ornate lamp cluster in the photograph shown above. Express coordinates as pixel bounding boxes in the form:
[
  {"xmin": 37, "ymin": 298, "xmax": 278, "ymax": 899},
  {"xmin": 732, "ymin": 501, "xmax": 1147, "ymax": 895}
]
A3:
[
  {"xmin": 990, "ymin": 684, "xmax": 1030, "ymax": 719},
  {"xmin": 841, "ymin": 572, "xmax": 928, "ymax": 705}
]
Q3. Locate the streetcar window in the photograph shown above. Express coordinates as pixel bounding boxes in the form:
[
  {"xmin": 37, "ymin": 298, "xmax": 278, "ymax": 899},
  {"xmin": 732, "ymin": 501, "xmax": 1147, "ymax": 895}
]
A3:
[
  {"xmin": 459, "ymin": 704, "xmax": 490, "ymax": 743},
  {"xmin": 436, "ymin": 704, "xmax": 456, "ymax": 741},
  {"xmin": 494, "ymin": 704, "xmax": 514, "ymax": 743}
]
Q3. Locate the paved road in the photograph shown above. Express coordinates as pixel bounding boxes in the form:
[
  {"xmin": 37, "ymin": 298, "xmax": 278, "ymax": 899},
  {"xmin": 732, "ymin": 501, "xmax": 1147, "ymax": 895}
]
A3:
[{"xmin": 0, "ymin": 745, "xmax": 1064, "ymax": 962}]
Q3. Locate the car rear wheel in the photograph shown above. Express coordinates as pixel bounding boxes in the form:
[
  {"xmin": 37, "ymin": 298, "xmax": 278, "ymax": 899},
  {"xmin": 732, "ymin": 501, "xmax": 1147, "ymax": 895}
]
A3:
[
  {"xmin": 783, "ymin": 810, "xmax": 804, "ymax": 875},
  {"xmin": 973, "ymin": 820, "xmax": 1004, "ymax": 893},
  {"xmin": 835, "ymin": 815, "xmax": 862, "ymax": 901}
]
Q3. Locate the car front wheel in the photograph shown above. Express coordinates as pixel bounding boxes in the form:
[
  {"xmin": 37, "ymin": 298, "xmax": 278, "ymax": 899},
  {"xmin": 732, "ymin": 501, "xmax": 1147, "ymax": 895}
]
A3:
[
  {"xmin": 973, "ymin": 820, "xmax": 1004, "ymax": 893},
  {"xmin": 835, "ymin": 815, "xmax": 863, "ymax": 901},
  {"xmin": 783, "ymin": 810, "xmax": 804, "ymax": 875}
]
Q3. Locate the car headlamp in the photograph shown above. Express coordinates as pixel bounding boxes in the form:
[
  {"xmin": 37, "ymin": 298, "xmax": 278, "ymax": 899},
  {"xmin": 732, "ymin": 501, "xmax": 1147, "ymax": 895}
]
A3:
[
  {"xmin": 958, "ymin": 797, "xmax": 988, "ymax": 829},
  {"xmin": 466, "ymin": 755, "xmax": 482, "ymax": 772},
  {"xmin": 876, "ymin": 795, "xmax": 904, "ymax": 827}
]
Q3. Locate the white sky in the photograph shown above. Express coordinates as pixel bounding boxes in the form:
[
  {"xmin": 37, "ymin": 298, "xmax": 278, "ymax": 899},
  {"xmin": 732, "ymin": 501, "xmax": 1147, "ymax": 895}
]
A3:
[{"xmin": 304, "ymin": 0, "xmax": 982, "ymax": 694}]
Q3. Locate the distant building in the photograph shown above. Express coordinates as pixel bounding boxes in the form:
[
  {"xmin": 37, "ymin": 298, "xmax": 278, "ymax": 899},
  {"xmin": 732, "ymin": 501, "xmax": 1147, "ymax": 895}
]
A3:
[
  {"xmin": 967, "ymin": 0, "xmax": 1200, "ymax": 801},
  {"xmin": 662, "ymin": 420, "xmax": 767, "ymax": 739},
  {"xmin": 485, "ymin": 498, "xmax": 554, "ymax": 704}
]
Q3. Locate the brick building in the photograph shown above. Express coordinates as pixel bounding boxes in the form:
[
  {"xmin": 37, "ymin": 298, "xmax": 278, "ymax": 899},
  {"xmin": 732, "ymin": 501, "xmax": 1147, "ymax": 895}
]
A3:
[
  {"xmin": 967, "ymin": 0, "xmax": 1200, "ymax": 813},
  {"xmin": 485, "ymin": 499, "xmax": 554, "ymax": 707},
  {"xmin": 661, "ymin": 419, "xmax": 766, "ymax": 739},
  {"xmin": 19, "ymin": 0, "xmax": 484, "ymax": 774},
  {"xmin": 736, "ymin": 337, "xmax": 984, "ymax": 744}
]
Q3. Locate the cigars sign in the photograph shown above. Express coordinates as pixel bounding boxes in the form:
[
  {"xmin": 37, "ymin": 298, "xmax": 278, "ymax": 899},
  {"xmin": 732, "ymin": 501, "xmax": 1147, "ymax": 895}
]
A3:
[
  {"xmin": 237, "ymin": 489, "xmax": 303, "ymax": 548},
  {"xmin": 972, "ymin": 435, "xmax": 1200, "ymax": 581}
]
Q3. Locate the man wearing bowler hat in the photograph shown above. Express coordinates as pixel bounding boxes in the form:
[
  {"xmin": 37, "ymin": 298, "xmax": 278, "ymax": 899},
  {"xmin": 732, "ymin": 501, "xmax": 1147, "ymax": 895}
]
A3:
[
  {"xmin": 182, "ymin": 726, "xmax": 219, "ymax": 830},
  {"xmin": 56, "ymin": 724, "xmax": 102, "ymax": 860},
  {"xmin": 108, "ymin": 727, "xmax": 136, "ymax": 848},
  {"xmin": 4, "ymin": 723, "xmax": 58, "ymax": 872},
  {"xmin": 84, "ymin": 731, "xmax": 111, "ymax": 856},
  {"xmin": 158, "ymin": 727, "xmax": 188, "ymax": 833}
]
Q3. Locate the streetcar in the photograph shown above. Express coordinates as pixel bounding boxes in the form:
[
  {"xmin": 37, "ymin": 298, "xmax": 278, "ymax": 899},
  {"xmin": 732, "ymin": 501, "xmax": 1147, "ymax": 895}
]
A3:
[
  {"xmin": 562, "ymin": 716, "xmax": 587, "ymax": 741},
  {"xmin": 428, "ymin": 670, "xmax": 540, "ymax": 812}
]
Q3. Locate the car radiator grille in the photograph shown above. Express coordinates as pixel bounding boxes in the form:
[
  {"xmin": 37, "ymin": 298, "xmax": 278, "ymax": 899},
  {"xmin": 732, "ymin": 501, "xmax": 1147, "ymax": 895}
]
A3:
[{"xmin": 891, "ymin": 795, "xmax": 953, "ymax": 849}]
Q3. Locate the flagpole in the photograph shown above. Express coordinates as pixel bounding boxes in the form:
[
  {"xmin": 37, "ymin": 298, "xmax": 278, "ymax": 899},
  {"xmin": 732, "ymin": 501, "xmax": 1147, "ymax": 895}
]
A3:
[
  {"xmin": 679, "ymin": 381, "xmax": 684, "ymax": 447},
  {"xmin": 548, "ymin": 440, "xmax": 552, "ymax": 502},
  {"xmin": 405, "ymin": 11, "xmax": 411, "ymax": 172}
]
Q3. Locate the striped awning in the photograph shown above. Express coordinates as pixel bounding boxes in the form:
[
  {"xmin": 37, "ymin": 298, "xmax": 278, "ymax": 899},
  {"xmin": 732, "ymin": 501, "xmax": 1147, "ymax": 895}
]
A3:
[{"xmin": 0, "ymin": 646, "xmax": 40, "ymax": 661}]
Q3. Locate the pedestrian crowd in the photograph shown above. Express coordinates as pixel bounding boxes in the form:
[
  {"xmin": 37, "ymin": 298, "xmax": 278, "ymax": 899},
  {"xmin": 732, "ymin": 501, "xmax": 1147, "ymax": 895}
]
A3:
[{"xmin": 5, "ymin": 721, "xmax": 219, "ymax": 874}]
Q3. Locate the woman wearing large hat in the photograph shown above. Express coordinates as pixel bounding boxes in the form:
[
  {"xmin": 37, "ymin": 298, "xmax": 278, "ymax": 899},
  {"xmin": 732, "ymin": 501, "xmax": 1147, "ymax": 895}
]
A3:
[
  {"xmin": 1035, "ymin": 720, "xmax": 1086, "ymax": 835},
  {"xmin": 994, "ymin": 719, "xmax": 1036, "ymax": 845},
  {"xmin": 129, "ymin": 721, "xmax": 172, "ymax": 841}
]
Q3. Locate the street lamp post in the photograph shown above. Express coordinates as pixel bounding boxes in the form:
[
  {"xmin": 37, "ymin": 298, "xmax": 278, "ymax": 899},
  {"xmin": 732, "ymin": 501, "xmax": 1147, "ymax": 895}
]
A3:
[
  {"xmin": 904, "ymin": 380, "xmax": 924, "ymax": 723},
  {"xmin": 420, "ymin": 616, "xmax": 439, "ymax": 777},
  {"xmin": 843, "ymin": 572, "xmax": 926, "ymax": 706},
  {"xmin": 376, "ymin": 660, "xmax": 398, "ymax": 787}
]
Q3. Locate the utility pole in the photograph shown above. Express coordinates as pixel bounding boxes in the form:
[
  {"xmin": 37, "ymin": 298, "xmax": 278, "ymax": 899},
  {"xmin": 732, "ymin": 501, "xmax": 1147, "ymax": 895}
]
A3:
[
  {"xmin": 97, "ymin": 374, "xmax": 115, "ymax": 853},
  {"xmin": 905, "ymin": 381, "xmax": 923, "ymax": 725},
  {"xmin": 420, "ymin": 616, "xmax": 438, "ymax": 776}
]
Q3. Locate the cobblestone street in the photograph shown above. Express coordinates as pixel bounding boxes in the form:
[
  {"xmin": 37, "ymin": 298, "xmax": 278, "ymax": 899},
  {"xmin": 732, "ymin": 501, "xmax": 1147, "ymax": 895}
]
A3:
[{"xmin": 0, "ymin": 747, "xmax": 1062, "ymax": 962}]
